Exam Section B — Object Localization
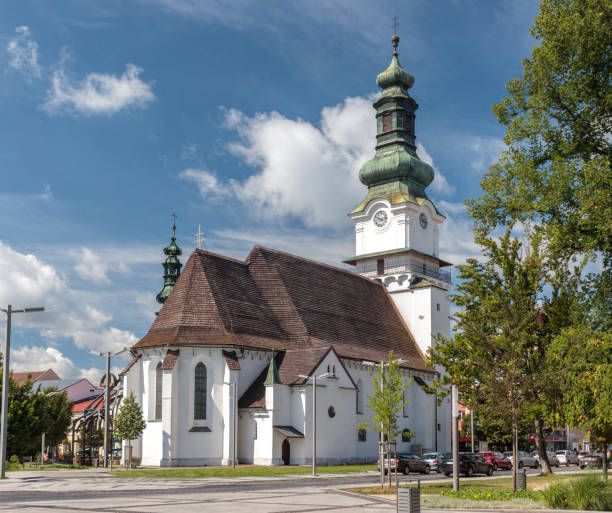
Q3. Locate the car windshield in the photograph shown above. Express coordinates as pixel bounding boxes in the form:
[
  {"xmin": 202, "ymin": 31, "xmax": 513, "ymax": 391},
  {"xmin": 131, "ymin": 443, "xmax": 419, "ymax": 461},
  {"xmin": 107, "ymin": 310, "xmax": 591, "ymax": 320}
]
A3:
[{"xmin": 423, "ymin": 453, "xmax": 436, "ymax": 459}]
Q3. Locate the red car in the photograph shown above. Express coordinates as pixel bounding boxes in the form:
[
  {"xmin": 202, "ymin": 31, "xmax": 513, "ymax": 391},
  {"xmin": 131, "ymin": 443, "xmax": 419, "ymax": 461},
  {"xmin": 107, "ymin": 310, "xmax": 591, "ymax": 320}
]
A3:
[{"xmin": 478, "ymin": 451, "xmax": 512, "ymax": 471}]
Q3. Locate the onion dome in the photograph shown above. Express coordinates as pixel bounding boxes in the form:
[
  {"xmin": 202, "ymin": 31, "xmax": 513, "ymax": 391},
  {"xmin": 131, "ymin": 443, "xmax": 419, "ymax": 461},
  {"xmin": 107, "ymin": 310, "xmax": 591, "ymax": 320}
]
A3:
[
  {"xmin": 351, "ymin": 34, "xmax": 437, "ymax": 215},
  {"xmin": 156, "ymin": 220, "xmax": 183, "ymax": 305}
]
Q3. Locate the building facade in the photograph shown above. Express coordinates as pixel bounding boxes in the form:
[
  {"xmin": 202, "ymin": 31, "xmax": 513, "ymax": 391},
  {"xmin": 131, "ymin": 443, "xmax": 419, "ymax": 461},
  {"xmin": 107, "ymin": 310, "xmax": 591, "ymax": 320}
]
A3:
[{"xmin": 122, "ymin": 35, "xmax": 452, "ymax": 467}]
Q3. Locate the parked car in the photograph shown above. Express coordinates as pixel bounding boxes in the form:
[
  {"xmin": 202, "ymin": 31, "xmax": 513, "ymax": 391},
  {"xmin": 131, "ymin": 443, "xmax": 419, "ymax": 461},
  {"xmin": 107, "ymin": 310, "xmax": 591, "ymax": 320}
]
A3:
[
  {"xmin": 442, "ymin": 453, "xmax": 494, "ymax": 477},
  {"xmin": 531, "ymin": 451, "xmax": 560, "ymax": 467},
  {"xmin": 478, "ymin": 451, "xmax": 512, "ymax": 470},
  {"xmin": 422, "ymin": 452, "xmax": 451, "ymax": 473},
  {"xmin": 580, "ymin": 453, "xmax": 603, "ymax": 469},
  {"xmin": 556, "ymin": 450, "xmax": 579, "ymax": 466},
  {"xmin": 378, "ymin": 453, "xmax": 431, "ymax": 475},
  {"xmin": 504, "ymin": 450, "xmax": 539, "ymax": 469}
]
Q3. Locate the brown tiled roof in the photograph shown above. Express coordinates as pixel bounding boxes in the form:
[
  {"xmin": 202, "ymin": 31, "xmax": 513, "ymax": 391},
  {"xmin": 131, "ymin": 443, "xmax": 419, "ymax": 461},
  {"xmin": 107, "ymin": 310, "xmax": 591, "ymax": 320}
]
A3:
[
  {"xmin": 239, "ymin": 347, "xmax": 352, "ymax": 409},
  {"xmin": 161, "ymin": 349, "xmax": 179, "ymax": 370},
  {"xmin": 222, "ymin": 350, "xmax": 241, "ymax": 371},
  {"xmin": 119, "ymin": 354, "xmax": 141, "ymax": 376},
  {"xmin": 13, "ymin": 369, "xmax": 60, "ymax": 386},
  {"xmin": 135, "ymin": 246, "xmax": 430, "ymax": 372}
]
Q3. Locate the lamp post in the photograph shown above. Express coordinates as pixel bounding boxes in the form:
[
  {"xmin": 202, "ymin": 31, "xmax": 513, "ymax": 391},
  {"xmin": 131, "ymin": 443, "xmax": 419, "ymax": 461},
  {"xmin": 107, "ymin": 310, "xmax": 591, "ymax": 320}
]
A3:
[
  {"xmin": 1, "ymin": 305, "xmax": 44, "ymax": 478},
  {"xmin": 452, "ymin": 384, "xmax": 459, "ymax": 492},
  {"xmin": 90, "ymin": 347, "xmax": 128, "ymax": 468},
  {"xmin": 362, "ymin": 358, "xmax": 406, "ymax": 487},
  {"xmin": 298, "ymin": 372, "xmax": 331, "ymax": 476}
]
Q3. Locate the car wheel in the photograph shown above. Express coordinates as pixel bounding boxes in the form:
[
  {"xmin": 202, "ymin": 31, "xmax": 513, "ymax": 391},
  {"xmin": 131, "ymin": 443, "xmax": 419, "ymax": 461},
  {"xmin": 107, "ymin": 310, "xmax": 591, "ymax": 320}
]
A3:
[
  {"xmin": 518, "ymin": 461, "xmax": 523, "ymax": 469},
  {"xmin": 493, "ymin": 463, "xmax": 498, "ymax": 471},
  {"xmin": 487, "ymin": 466, "xmax": 493, "ymax": 476},
  {"xmin": 466, "ymin": 465, "xmax": 474, "ymax": 477},
  {"xmin": 403, "ymin": 465, "xmax": 410, "ymax": 475},
  {"xmin": 424, "ymin": 465, "xmax": 430, "ymax": 475},
  {"xmin": 508, "ymin": 464, "xmax": 513, "ymax": 471},
  {"xmin": 535, "ymin": 461, "xmax": 540, "ymax": 469},
  {"xmin": 444, "ymin": 472, "xmax": 451, "ymax": 477}
]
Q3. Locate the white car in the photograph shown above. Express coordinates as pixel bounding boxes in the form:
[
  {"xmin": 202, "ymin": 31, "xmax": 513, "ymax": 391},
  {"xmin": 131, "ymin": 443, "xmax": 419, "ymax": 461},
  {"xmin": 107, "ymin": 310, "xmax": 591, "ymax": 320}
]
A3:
[
  {"xmin": 531, "ymin": 451, "xmax": 560, "ymax": 467},
  {"xmin": 556, "ymin": 450, "xmax": 579, "ymax": 466},
  {"xmin": 504, "ymin": 450, "xmax": 539, "ymax": 469}
]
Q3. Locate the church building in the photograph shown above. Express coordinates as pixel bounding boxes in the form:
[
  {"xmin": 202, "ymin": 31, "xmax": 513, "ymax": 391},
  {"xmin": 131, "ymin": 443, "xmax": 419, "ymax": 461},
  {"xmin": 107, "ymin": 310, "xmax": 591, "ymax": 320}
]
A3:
[{"xmin": 122, "ymin": 35, "xmax": 452, "ymax": 466}]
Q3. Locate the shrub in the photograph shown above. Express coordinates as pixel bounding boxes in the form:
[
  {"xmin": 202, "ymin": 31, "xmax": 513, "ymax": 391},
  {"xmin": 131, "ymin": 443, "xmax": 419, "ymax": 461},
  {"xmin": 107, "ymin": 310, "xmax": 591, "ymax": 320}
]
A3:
[
  {"xmin": 440, "ymin": 488, "xmax": 542, "ymax": 502},
  {"xmin": 8, "ymin": 455, "xmax": 20, "ymax": 464},
  {"xmin": 543, "ymin": 476, "xmax": 612, "ymax": 511}
]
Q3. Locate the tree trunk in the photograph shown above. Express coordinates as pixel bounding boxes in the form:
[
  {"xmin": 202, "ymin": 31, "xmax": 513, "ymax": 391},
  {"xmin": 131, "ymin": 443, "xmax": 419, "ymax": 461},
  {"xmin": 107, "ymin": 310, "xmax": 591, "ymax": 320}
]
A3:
[
  {"xmin": 512, "ymin": 422, "xmax": 518, "ymax": 492},
  {"xmin": 534, "ymin": 419, "xmax": 552, "ymax": 474},
  {"xmin": 603, "ymin": 441, "xmax": 608, "ymax": 481},
  {"xmin": 127, "ymin": 440, "xmax": 131, "ymax": 470}
]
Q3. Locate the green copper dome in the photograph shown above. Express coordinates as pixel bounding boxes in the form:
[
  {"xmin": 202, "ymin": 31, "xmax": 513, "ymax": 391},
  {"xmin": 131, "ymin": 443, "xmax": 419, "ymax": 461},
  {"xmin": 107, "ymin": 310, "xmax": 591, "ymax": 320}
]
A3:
[
  {"xmin": 156, "ymin": 221, "xmax": 183, "ymax": 305},
  {"xmin": 351, "ymin": 34, "xmax": 436, "ymax": 215}
]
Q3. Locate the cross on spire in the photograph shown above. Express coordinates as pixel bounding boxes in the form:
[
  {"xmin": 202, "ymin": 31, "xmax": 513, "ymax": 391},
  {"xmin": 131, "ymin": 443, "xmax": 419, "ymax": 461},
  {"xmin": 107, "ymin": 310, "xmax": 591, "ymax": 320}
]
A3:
[
  {"xmin": 392, "ymin": 15, "xmax": 399, "ymax": 35},
  {"xmin": 194, "ymin": 224, "xmax": 205, "ymax": 249},
  {"xmin": 171, "ymin": 213, "xmax": 178, "ymax": 237}
]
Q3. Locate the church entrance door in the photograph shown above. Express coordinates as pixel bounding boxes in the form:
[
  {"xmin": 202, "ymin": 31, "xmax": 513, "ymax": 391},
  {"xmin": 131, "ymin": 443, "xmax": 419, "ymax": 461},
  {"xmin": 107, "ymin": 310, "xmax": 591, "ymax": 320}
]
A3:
[{"xmin": 282, "ymin": 439, "xmax": 290, "ymax": 465}]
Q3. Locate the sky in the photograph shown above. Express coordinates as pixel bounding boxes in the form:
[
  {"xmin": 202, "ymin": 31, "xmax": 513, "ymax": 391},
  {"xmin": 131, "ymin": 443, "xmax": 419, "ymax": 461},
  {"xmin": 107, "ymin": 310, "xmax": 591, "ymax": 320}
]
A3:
[{"xmin": 0, "ymin": 0, "xmax": 540, "ymax": 382}]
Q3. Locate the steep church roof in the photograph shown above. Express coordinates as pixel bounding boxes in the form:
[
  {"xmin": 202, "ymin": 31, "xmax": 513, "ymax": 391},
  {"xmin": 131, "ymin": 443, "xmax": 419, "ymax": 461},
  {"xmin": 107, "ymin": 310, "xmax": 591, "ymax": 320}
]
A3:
[{"xmin": 134, "ymin": 245, "xmax": 430, "ymax": 372}]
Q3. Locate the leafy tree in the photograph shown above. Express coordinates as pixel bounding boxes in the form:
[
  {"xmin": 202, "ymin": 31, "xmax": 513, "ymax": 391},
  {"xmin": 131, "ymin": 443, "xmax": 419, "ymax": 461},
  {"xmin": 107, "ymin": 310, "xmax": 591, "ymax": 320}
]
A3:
[
  {"xmin": 430, "ymin": 231, "xmax": 545, "ymax": 490},
  {"xmin": 113, "ymin": 392, "xmax": 146, "ymax": 469},
  {"xmin": 469, "ymin": 0, "xmax": 611, "ymax": 328},
  {"xmin": 460, "ymin": 411, "xmax": 532, "ymax": 452},
  {"xmin": 548, "ymin": 328, "xmax": 612, "ymax": 479},
  {"xmin": 0, "ymin": 360, "xmax": 72, "ymax": 459},
  {"xmin": 359, "ymin": 351, "xmax": 410, "ymax": 487}
]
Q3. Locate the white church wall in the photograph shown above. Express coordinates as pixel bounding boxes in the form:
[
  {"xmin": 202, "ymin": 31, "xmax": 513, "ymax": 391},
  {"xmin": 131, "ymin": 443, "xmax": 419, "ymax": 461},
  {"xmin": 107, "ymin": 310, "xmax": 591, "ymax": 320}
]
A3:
[
  {"xmin": 390, "ymin": 287, "xmax": 432, "ymax": 358},
  {"xmin": 237, "ymin": 350, "xmax": 272, "ymax": 397},
  {"xmin": 237, "ymin": 411, "xmax": 255, "ymax": 463}
]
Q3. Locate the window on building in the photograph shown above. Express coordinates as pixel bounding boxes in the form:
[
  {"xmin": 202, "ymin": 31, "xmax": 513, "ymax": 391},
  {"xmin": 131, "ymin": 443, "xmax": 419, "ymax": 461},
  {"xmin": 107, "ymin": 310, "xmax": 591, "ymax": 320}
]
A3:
[
  {"xmin": 358, "ymin": 429, "xmax": 366, "ymax": 442},
  {"xmin": 382, "ymin": 113, "xmax": 392, "ymax": 132},
  {"xmin": 253, "ymin": 419, "xmax": 257, "ymax": 440},
  {"xmin": 356, "ymin": 379, "xmax": 363, "ymax": 414},
  {"xmin": 332, "ymin": 365, "xmax": 336, "ymax": 376},
  {"xmin": 401, "ymin": 429, "xmax": 412, "ymax": 442},
  {"xmin": 377, "ymin": 259, "xmax": 384, "ymax": 275},
  {"xmin": 403, "ymin": 388, "xmax": 410, "ymax": 417},
  {"xmin": 436, "ymin": 303, "xmax": 440, "ymax": 311},
  {"xmin": 194, "ymin": 362, "xmax": 207, "ymax": 420},
  {"xmin": 155, "ymin": 362, "xmax": 163, "ymax": 421},
  {"xmin": 396, "ymin": 111, "xmax": 405, "ymax": 129}
]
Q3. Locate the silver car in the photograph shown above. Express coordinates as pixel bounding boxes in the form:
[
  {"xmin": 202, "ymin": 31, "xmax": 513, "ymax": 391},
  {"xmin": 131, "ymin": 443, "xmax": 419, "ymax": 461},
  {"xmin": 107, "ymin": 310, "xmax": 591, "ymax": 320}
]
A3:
[
  {"xmin": 422, "ymin": 452, "xmax": 450, "ymax": 473},
  {"xmin": 556, "ymin": 450, "xmax": 579, "ymax": 466},
  {"xmin": 531, "ymin": 451, "xmax": 560, "ymax": 467},
  {"xmin": 504, "ymin": 450, "xmax": 539, "ymax": 469}
]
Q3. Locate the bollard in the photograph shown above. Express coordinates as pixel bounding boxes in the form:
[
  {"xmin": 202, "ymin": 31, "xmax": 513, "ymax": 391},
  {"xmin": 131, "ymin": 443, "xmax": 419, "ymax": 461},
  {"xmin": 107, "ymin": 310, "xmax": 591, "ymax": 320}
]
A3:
[
  {"xmin": 516, "ymin": 469, "xmax": 527, "ymax": 490},
  {"xmin": 397, "ymin": 479, "xmax": 420, "ymax": 513}
]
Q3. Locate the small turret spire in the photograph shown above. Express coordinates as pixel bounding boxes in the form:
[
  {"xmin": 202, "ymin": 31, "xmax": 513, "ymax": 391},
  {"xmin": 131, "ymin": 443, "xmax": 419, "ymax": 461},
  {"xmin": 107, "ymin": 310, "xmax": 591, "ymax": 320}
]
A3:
[{"xmin": 156, "ymin": 215, "xmax": 183, "ymax": 305}]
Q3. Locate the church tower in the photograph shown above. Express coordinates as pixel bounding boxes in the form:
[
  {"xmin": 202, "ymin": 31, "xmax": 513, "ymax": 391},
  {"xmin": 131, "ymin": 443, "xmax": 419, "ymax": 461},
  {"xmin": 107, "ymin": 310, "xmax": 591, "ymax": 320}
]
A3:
[
  {"xmin": 345, "ymin": 34, "xmax": 452, "ymax": 357},
  {"xmin": 156, "ymin": 219, "xmax": 183, "ymax": 305}
]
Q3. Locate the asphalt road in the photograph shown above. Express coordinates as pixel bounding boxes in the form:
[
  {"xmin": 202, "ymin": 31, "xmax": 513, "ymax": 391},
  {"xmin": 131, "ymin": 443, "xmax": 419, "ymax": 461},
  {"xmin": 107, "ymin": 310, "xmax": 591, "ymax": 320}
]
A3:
[{"xmin": 0, "ymin": 464, "xmax": 582, "ymax": 504}]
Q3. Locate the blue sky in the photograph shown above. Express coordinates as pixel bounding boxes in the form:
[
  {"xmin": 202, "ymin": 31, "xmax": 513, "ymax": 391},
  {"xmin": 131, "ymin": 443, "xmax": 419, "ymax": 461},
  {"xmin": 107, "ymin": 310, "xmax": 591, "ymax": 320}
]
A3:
[{"xmin": 0, "ymin": 0, "xmax": 539, "ymax": 380}]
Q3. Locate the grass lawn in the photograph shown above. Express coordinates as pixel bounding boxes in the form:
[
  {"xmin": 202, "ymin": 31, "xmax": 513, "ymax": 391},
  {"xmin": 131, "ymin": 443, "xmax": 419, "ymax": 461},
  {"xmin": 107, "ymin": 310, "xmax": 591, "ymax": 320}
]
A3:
[
  {"xmin": 111, "ymin": 464, "xmax": 377, "ymax": 478},
  {"xmin": 346, "ymin": 472, "xmax": 594, "ymax": 510},
  {"xmin": 6, "ymin": 463, "xmax": 89, "ymax": 471}
]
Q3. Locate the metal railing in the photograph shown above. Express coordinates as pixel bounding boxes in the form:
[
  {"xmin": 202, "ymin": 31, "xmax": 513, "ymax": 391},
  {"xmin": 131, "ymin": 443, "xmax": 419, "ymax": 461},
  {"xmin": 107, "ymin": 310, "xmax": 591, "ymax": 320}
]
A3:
[{"xmin": 357, "ymin": 256, "xmax": 451, "ymax": 284}]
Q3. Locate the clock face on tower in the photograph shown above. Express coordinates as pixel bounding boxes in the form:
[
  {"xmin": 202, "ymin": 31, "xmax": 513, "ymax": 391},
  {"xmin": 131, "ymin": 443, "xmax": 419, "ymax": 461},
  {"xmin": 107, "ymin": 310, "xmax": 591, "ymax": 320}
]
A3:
[
  {"xmin": 373, "ymin": 210, "xmax": 388, "ymax": 228},
  {"xmin": 419, "ymin": 213, "xmax": 428, "ymax": 229}
]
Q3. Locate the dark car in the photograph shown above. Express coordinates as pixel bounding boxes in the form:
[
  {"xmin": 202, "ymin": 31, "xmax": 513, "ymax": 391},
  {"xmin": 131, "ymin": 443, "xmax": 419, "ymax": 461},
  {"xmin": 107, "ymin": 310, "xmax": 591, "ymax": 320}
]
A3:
[
  {"xmin": 442, "ymin": 453, "xmax": 494, "ymax": 477},
  {"xmin": 580, "ymin": 453, "xmax": 603, "ymax": 469},
  {"xmin": 378, "ymin": 452, "xmax": 431, "ymax": 475},
  {"xmin": 478, "ymin": 451, "xmax": 512, "ymax": 471}
]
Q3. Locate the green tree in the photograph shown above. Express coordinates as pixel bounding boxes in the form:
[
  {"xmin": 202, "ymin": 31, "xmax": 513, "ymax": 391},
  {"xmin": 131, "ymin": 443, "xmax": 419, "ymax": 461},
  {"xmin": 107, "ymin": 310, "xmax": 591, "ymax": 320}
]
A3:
[
  {"xmin": 548, "ymin": 328, "xmax": 612, "ymax": 479},
  {"xmin": 359, "ymin": 351, "xmax": 410, "ymax": 487},
  {"xmin": 430, "ymin": 231, "xmax": 545, "ymax": 490},
  {"xmin": 40, "ymin": 389, "xmax": 73, "ymax": 450},
  {"xmin": 113, "ymin": 392, "xmax": 146, "ymax": 469},
  {"xmin": 469, "ymin": 0, "xmax": 611, "ymax": 328}
]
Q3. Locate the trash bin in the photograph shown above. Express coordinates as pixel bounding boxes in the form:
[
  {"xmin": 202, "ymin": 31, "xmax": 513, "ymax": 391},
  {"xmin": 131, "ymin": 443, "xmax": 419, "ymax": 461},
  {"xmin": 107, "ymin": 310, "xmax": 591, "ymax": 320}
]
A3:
[
  {"xmin": 397, "ymin": 480, "xmax": 420, "ymax": 513},
  {"xmin": 516, "ymin": 469, "xmax": 527, "ymax": 490}
]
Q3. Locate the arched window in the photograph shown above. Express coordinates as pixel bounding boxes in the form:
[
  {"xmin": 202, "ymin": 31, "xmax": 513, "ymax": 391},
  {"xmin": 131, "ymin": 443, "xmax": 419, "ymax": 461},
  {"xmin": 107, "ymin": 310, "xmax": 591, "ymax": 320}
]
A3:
[
  {"xmin": 194, "ymin": 362, "xmax": 207, "ymax": 420},
  {"xmin": 155, "ymin": 362, "xmax": 163, "ymax": 421},
  {"xmin": 356, "ymin": 379, "xmax": 363, "ymax": 414}
]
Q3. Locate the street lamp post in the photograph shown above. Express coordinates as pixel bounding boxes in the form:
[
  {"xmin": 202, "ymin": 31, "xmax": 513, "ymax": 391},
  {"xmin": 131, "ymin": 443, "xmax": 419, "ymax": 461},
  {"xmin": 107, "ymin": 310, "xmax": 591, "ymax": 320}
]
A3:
[
  {"xmin": 1, "ymin": 305, "xmax": 44, "ymax": 478},
  {"xmin": 298, "ymin": 372, "xmax": 331, "ymax": 476},
  {"xmin": 90, "ymin": 348, "xmax": 128, "ymax": 469}
]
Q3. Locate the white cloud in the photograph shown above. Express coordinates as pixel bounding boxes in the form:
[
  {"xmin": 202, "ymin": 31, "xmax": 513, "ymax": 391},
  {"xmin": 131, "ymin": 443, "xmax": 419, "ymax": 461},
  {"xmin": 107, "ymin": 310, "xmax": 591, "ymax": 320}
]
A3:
[
  {"xmin": 6, "ymin": 26, "xmax": 41, "ymax": 79},
  {"xmin": 43, "ymin": 63, "xmax": 154, "ymax": 116},
  {"xmin": 11, "ymin": 346, "xmax": 100, "ymax": 382},
  {"xmin": 0, "ymin": 241, "xmax": 138, "ymax": 353},
  {"xmin": 466, "ymin": 136, "xmax": 505, "ymax": 173},
  {"xmin": 179, "ymin": 168, "xmax": 230, "ymax": 200},
  {"xmin": 74, "ymin": 247, "xmax": 110, "ymax": 284},
  {"xmin": 416, "ymin": 143, "xmax": 455, "ymax": 196},
  {"xmin": 437, "ymin": 200, "xmax": 480, "ymax": 266}
]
